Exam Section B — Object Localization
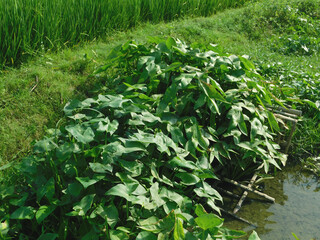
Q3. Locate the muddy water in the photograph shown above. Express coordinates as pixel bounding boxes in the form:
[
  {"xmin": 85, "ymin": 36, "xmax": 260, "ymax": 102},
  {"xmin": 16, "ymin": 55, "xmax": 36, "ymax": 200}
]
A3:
[{"xmin": 222, "ymin": 164, "xmax": 320, "ymax": 240}]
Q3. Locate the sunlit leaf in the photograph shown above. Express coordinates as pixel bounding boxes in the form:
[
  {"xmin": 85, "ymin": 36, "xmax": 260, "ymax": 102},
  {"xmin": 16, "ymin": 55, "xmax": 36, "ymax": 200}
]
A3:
[
  {"xmin": 248, "ymin": 230, "xmax": 261, "ymax": 240},
  {"xmin": 176, "ymin": 172, "xmax": 200, "ymax": 186},
  {"xmin": 11, "ymin": 206, "xmax": 35, "ymax": 220},
  {"xmin": 72, "ymin": 194, "xmax": 95, "ymax": 216},
  {"xmin": 195, "ymin": 214, "xmax": 223, "ymax": 230},
  {"xmin": 136, "ymin": 231, "xmax": 157, "ymax": 240},
  {"xmin": 36, "ymin": 205, "xmax": 56, "ymax": 223},
  {"xmin": 173, "ymin": 219, "xmax": 185, "ymax": 240},
  {"xmin": 267, "ymin": 111, "xmax": 280, "ymax": 132},
  {"xmin": 65, "ymin": 125, "xmax": 95, "ymax": 144},
  {"xmin": 76, "ymin": 175, "xmax": 104, "ymax": 189}
]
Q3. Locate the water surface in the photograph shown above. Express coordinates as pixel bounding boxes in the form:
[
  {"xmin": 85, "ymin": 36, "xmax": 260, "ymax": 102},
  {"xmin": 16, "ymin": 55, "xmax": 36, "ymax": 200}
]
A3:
[{"xmin": 222, "ymin": 164, "xmax": 320, "ymax": 240}]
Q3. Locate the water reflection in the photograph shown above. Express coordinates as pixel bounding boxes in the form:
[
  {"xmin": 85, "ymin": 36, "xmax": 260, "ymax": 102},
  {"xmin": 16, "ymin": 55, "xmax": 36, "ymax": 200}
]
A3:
[{"xmin": 222, "ymin": 164, "xmax": 320, "ymax": 240}]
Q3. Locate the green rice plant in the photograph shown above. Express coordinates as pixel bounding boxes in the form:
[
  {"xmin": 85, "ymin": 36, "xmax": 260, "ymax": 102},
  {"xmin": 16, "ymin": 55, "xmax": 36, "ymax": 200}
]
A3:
[{"xmin": 0, "ymin": 0, "xmax": 248, "ymax": 68}]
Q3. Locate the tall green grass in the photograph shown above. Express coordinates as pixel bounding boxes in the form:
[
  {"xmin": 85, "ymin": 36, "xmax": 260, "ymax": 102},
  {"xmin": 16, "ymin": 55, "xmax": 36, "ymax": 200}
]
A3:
[{"xmin": 0, "ymin": 0, "xmax": 247, "ymax": 67}]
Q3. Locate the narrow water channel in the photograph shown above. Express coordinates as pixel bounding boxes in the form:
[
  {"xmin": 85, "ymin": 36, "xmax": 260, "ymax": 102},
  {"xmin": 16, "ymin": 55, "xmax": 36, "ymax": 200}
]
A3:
[{"xmin": 222, "ymin": 164, "xmax": 320, "ymax": 240}]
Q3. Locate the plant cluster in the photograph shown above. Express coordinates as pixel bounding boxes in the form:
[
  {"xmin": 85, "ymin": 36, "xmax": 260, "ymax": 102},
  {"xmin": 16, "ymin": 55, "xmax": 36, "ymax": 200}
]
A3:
[{"xmin": 0, "ymin": 38, "xmax": 283, "ymax": 239}]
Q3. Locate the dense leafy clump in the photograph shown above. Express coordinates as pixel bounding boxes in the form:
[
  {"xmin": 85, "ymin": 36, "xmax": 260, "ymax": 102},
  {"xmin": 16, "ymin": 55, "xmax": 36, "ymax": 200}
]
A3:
[{"xmin": 0, "ymin": 38, "xmax": 283, "ymax": 239}]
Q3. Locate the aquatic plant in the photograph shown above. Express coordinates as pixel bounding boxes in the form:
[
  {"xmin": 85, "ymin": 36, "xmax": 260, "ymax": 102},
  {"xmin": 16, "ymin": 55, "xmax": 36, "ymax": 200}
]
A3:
[{"xmin": 0, "ymin": 38, "xmax": 282, "ymax": 239}]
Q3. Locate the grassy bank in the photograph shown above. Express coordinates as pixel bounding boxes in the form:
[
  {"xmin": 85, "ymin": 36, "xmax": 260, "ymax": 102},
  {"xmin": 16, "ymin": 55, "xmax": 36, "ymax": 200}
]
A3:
[{"xmin": 0, "ymin": 0, "xmax": 248, "ymax": 67}]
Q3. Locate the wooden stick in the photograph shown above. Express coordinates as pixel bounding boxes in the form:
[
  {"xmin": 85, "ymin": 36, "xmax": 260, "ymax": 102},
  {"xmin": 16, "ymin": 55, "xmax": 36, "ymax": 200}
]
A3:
[
  {"xmin": 268, "ymin": 109, "xmax": 299, "ymax": 119},
  {"xmin": 30, "ymin": 76, "xmax": 39, "ymax": 93},
  {"xmin": 220, "ymin": 208, "xmax": 257, "ymax": 228},
  {"xmin": 267, "ymin": 105, "xmax": 302, "ymax": 116},
  {"xmin": 223, "ymin": 178, "xmax": 275, "ymax": 203},
  {"xmin": 215, "ymin": 186, "xmax": 241, "ymax": 199},
  {"xmin": 285, "ymin": 120, "xmax": 297, "ymax": 154},
  {"xmin": 273, "ymin": 113, "xmax": 298, "ymax": 123},
  {"xmin": 233, "ymin": 174, "xmax": 258, "ymax": 214}
]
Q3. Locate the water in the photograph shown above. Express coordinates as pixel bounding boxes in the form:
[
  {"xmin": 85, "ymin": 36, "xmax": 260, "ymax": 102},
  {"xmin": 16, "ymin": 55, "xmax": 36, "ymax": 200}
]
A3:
[{"xmin": 222, "ymin": 164, "xmax": 320, "ymax": 240}]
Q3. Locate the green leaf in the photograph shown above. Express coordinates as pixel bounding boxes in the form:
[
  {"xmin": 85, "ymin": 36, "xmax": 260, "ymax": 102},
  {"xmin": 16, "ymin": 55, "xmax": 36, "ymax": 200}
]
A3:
[
  {"xmin": 291, "ymin": 232, "xmax": 300, "ymax": 240},
  {"xmin": 139, "ymin": 216, "xmax": 160, "ymax": 232},
  {"xmin": 200, "ymin": 79, "xmax": 226, "ymax": 103},
  {"xmin": 150, "ymin": 182, "xmax": 165, "ymax": 207},
  {"xmin": 158, "ymin": 211, "xmax": 176, "ymax": 232},
  {"xmin": 136, "ymin": 231, "xmax": 157, "ymax": 240},
  {"xmin": 98, "ymin": 94, "xmax": 131, "ymax": 109},
  {"xmin": 34, "ymin": 138, "xmax": 58, "ymax": 153},
  {"xmin": 11, "ymin": 206, "xmax": 35, "ymax": 220},
  {"xmin": 169, "ymin": 126, "xmax": 187, "ymax": 146},
  {"xmin": 164, "ymin": 62, "xmax": 183, "ymax": 73},
  {"xmin": 160, "ymin": 188, "xmax": 184, "ymax": 207},
  {"xmin": 118, "ymin": 159, "xmax": 144, "ymax": 177},
  {"xmin": 106, "ymin": 183, "xmax": 145, "ymax": 202},
  {"xmin": 76, "ymin": 175, "xmax": 104, "ymax": 189},
  {"xmin": 72, "ymin": 194, "xmax": 95, "ymax": 216},
  {"xmin": 250, "ymin": 118, "xmax": 264, "ymax": 139},
  {"xmin": 65, "ymin": 125, "xmax": 95, "ymax": 144},
  {"xmin": 194, "ymin": 93, "xmax": 206, "ymax": 109},
  {"xmin": 173, "ymin": 219, "xmax": 185, "ymax": 240},
  {"xmin": 56, "ymin": 142, "xmax": 80, "ymax": 161},
  {"xmin": 37, "ymin": 177, "xmax": 55, "ymax": 202},
  {"xmin": 248, "ymin": 231, "xmax": 261, "ymax": 240},
  {"xmin": 105, "ymin": 204, "xmax": 119, "ymax": 229},
  {"xmin": 109, "ymin": 230, "xmax": 129, "ymax": 240},
  {"xmin": 37, "ymin": 233, "xmax": 59, "ymax": 240},
  {"xmin": 166, "ymin": 37, "xmax": 177, "ymax": 49},
  {"xmin": 97, "ymin": 119, "xmax": 119, "ymax": 135},
  {"xmin": 176, "ymin": 172, "xmax": 200, "ymax": 186},
  {"xmin": 198, "ymin": 81, "xmax": 220, "ymax": 115},
  {"xmin": 157, "ymin": 83, "xmax": 177, "ymax": 114},
  {"xmin": 239, "ymin": 56, "xmax": 255, "ymax": 71},
  {"xmin": 65, "ymin": 182, "xmax": 83, "ymax": 197},
  {"xmin": 227, "ymin": 106, "xmax": 247, "ymax": 135},
  {"xmin": 36, "ymin": 205, "xmax": 56, "ymax": 223},
  {"xmin": 267, "ymin": 111, "xmax": 280, "ymax": 132},
  {"xmin": 9, "ymin": 193, "xmax": 28, "ymax": 206},
  {"xmin": 89, "ymin": 162, "xmax": 112, "ymax": 173},
  {"xmin": 195, "ymin": 204, "xmax": 207, "ymax": 217},
  {"xmin": 0, "ymin": 185, "xmax": 14, "ymax": 199},
  {"xmin": 194, "ymin": 214, "xmax": 223, "ymax": 230},
  {"xmin": 303, "ymin": 99, "xmax": 317, "ymax": 109},
  {"xmin": 63, "ymin": 99, "xmax": 84, "ymax": 116},
  {"xmin": 219, "ymin": 228, "xmax": 246, "ymax": 238},
  {"xmin": 237, "ymin": 141, "xmax": 254, "ymax": 151}
]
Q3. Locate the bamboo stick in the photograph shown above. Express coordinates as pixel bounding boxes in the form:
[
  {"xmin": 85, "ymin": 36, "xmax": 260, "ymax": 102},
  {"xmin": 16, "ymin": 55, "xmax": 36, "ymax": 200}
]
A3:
[
  {"xmin": 223, "ymin": 178, "xmax": 275, "ymax": 203},
  {"xmin": 233, "ymin": 174, "xmax": 258, "ymax": 214}
]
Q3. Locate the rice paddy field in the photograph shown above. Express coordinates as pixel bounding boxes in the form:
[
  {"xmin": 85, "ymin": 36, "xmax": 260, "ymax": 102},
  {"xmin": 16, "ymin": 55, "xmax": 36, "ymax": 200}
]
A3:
[{"xmin": 0, "ymin": 0, "xmax": 248, "ymax": 67}]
